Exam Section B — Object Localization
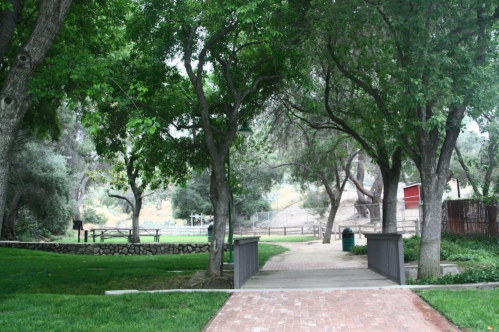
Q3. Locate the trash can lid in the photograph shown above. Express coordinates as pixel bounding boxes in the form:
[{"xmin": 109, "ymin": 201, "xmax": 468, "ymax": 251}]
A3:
[{"xmin": 342, "ymin": 227, "xmax": 353, "ymax": 234}]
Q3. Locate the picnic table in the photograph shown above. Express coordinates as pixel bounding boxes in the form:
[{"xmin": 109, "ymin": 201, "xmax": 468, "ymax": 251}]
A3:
[{"xmin": 89, "ymin": 228, "xmax": 161, "ymax": 242}]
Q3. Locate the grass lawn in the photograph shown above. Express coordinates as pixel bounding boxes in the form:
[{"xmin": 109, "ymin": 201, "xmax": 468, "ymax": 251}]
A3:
[
  {"xmin": 0, "ymin": 243, "xmax": 287, "ymax": 331},
  {"xmin": 59, "ymin": 234, "xmax": 317, "ymax": 243},
  {"xmin": 417, "ymin": 288, "xmax": 499, "ymax": 332}
]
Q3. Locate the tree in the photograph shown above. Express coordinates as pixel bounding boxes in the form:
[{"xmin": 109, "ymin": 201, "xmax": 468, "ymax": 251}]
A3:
[
  {"xmin": 0, "ymin": 0, "xmax": 73, "ymax": 237},
  {"xmin": 454, "ymin": 117, "xmax": 499, "ymax": 198},
  {"xmin": 2, "ymin": 140, "xmax": 73, "ymax": 240},
  {"xmin": 268, "ymin": 109, "xmax": 357, "ymax": 243},
  {"xmin": 310, "ymin": 0, "xmax": 499, "ymax": 277},
  {"xmin": 348, "ymin": 152, "xmax": 383, "ymax": 223}
]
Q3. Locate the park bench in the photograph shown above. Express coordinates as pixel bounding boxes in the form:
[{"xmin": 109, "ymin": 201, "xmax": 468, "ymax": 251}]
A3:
[{"xmin": 90, "ymin": 228, "xmax": 161, "ymax": 242}]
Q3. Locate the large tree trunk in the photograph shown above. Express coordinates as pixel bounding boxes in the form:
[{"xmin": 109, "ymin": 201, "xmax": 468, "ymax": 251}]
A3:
[
  {"xmin": 0, "ymin": 0, "xmax": 73, "ymax": 237},
  {"xmin": 207, "ymin": 166, "xmax": 231, "ymax": 276},
  {"xmin": 417, "ymin": 168, "xmax": 446, "ymax": 278},
  {"xmin": 380, "ymin": 168, "xmax": 400, "ymax": 233},
  {"xmin": 415, "ymin": 105, "xmax": 465, "ymax": 278}
]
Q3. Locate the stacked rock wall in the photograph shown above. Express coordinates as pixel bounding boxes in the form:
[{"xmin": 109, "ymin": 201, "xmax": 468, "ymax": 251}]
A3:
[{"xmin": 0, "ymin": 242, "xmax": 229, "ymax": 256}]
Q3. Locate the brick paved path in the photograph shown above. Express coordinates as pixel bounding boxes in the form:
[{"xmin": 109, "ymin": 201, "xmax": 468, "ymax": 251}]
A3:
[{"xmin": 205, "ymin": 289, "xmax": 457, "ymax": 332}]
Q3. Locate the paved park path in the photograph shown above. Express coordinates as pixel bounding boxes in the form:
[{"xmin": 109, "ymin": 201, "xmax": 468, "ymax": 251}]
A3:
[{"xmin": 205, "ymin": 239, "xmax": 458, "ymax": 332}]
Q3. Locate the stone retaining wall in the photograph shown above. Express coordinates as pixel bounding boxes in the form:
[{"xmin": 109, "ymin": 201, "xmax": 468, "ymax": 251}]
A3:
[{"xmin": 0, "ymin": 242, "xmax": 229, "ymax": 256}]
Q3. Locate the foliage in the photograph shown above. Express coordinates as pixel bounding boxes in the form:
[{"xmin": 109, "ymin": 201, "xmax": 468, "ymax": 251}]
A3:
[
  {"xmin": 409, "ymin": 266, "xmax": 499, "ymax": 285},
  {"xmin": 172, "ymin": 165, "xmax": 279, "ymax": 222},
  {"xmin": 418, "ymin": 288, "xmax": 499, "ymax": 332},
  {"xmin": 403, "ymin": 235, "xmax": 422, "ymax": 263},
  {"xmin": 14, "ymin": 211, "xmax": 51, "ymax": 242},
  {"xmin": 300, "ymin": 187, "xmax": 330, "ymax": 217},
  {"xmin": 82, "ymin": 206, "xmax": 107, "ymax": 225},
  {"xmin": 171, "ymin": 171, "xmax": 213, "ymax": 221},
  {"xmin": 4, "ymin": 141, "xmax": 74, "ymax": 236},
  {"xmin": 350, "ymin": 245, "xmax": 368, "ymax": 255}
]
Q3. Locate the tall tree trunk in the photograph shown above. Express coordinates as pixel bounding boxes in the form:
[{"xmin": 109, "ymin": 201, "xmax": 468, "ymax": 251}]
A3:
[
  {"xmin": 367, "ymin": 170, "xmax": 383, "ymax": 223},
  {"xmin": 354, "ymin": 152, "xmax": 369, "ymax": 217},
  {"xmin": 207, "ymin": 166, "xmax": 230, "ymax": 276},
  {"xmin": 0, "ymin": 0, "xmax": 73, "ymax": 237},
  {"xmin": 415, "ymin": 105, "xmax": 465, "ymax": 278},
  {"xmin": 322, "ymin": 202, "xmax": 340, "ymax": 244},
  {"xmin": 380, "ymin": 168, "xmax": 400, "ymax": 233},
  {"xmin": 417, "ymin": 169, "xmax": 445, "ymax": 278},
  {"xmin": 130, "ymin": 196, "xmax": 142, "ymax": 243}
]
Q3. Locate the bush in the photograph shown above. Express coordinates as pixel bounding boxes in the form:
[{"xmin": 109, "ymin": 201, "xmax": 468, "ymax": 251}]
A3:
[
  {"xmin": 408, "ymin": 266, "xmax": 499, "ymax": 285},
  {"xmin": 350, "ymin": 245, "xmax": 368, "ymax": 255},
  {"xmin": 82, "ymin": 207, "xmax": 108, "ymax": 225},
  {"xmin": 403, "ymin": 235, "xmax": 421, "ymax": 262}
]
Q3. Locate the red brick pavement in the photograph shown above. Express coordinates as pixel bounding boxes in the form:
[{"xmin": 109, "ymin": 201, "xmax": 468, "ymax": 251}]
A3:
[{"xmin": 205, "ymin": 289, "xmax": 458, "ymax": 332}]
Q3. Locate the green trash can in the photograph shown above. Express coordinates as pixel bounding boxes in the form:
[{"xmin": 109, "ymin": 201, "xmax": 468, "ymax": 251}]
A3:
[
  {"xmin": 207, "ymin": 223, "xmax": 214, "ymax": 242},
  {"xmin": 342, "ymin": 227, "xmax": 355, "ymax": 251}
]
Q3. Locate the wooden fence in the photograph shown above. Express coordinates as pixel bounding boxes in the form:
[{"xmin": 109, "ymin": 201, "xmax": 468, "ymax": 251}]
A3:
[
  {"xmin": 234, "ymin": 225, "xmax": 318, "ymax": 237},
  {"xmin": 442, "ymin": 200, "xmax": 499, "ymax": 237},
  {"xmin": 326, "ymin": 220, "xmax": 420, "ymax": 240}
]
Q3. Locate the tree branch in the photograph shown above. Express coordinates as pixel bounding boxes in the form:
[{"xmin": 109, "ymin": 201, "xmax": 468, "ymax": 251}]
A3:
[{"xmin": 108, "ymin": 191, "xmax": 135, "ymax": 213}]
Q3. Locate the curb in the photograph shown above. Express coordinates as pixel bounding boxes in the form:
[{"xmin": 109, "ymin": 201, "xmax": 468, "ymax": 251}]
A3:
[{"xmin": 104, "ymin": 281, "xmax": 499, "ymax": 295}]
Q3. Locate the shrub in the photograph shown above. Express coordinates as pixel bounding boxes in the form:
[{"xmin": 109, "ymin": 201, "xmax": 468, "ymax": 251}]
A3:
[
  {"xmin": 350, "ymin": 245, "xmax": 368, "ymax": 255},
  {"xmin": 408, "ymin": 266, "xmax": 499, "ymax": 285},
  {"xmin": 82, "ymin": 207, "xmax": 108, "ymax": 225},
  {"xmin": 403, "ymin": 235, "xmax": 421, "ymax": 262}
]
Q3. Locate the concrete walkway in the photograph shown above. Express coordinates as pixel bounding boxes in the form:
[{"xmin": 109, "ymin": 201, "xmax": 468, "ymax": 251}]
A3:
[{"xmin": 205, "ymin": 239, "xmax": 458, "ymax": 331}]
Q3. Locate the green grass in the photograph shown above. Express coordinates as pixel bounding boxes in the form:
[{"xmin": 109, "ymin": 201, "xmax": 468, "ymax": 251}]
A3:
[
  {"xmin": 0, "ymin": 243, "xmax": 286, "ymax": 295},
  {"xmin": 59, "ymin": 234, "xmax": 317, "ymax": 243},
  {"xmin": 0, "ymin": 292, "xmax": 228, "ymax": 332},
  {"xmin": 0, "ymin": 242, "xmax": 286, "ymax": 331},
  {"xmin": 417, "ymin": 288, "xmax": 499, "ymax": 332}
]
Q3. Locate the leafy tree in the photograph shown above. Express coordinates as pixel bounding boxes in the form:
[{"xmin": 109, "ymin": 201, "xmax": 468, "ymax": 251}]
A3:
[
  {"xmin": 309, "ymin": 0, "xmax": 499, "ymax": 277},
  {"xmin": 82, "ymin": 206, "xmax": 107, "ymax": 226},
  {"xmin": 172, "ymin": 163, "xmax": 279, "ymax": 223},
  {"xmin": 2, "ymin": 141, "xmax": 74, "ymax": 240},
  {"xmin": 171, "ymin": 171, "xmax": 213, "ymax": 222},
  {"xmin": 0, "ymin": 0, "xmax": 131, "ymax": 236},
  {"xmin": 454, "ymin": 117, "xmax": 499, "ymax": 199},
  {"xmin": 268, "ymin": 109, "xmax": 357, "ymax": 243},
  {"xmin": 0, "ymin": 0, "xmax": 73, "ymax": 237},
  {"xmin": 348, "ymin": 152, "xmax": 383, "ymax": 222},
  {"xmin": 129, "ymin": 0, "xmax": 304, "ymax": 276}
]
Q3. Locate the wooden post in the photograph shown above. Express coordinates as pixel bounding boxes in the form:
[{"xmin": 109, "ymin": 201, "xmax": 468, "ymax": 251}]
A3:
[
  {"xmin": 318, "ymin": 222, "xmax": 323, "ymax": 240},
  {"xmin": 268, "ymin": 227, "xmax": 270, "ymax": 236},
  {"xmin": 301, "ymin": 226, "xmax": 303, "ymax": 235},
  {"xmin": 284, "ymin": 227, "xmax": 287, "ymax": 236},
  {"xmin": 359, "ymin": 225, "xmax": 362, "ymax": 239}
]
